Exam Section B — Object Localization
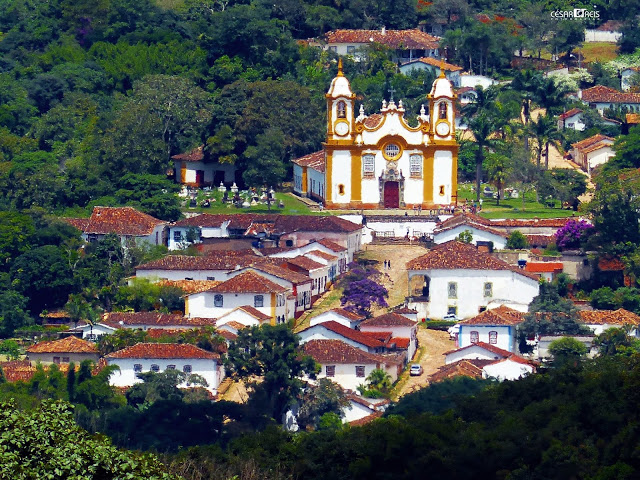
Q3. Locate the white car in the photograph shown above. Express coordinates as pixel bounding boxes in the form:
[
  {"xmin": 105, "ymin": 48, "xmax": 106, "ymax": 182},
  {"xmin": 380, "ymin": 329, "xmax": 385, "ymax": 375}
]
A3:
[
  {"xmin": 443, "ymin": 313, "xmax": 459, "ymax": 321},
  {"xmin": 447, "ymin": 324, "xmax": 460, "ymax": 340},
  {"xmin": 409, "ymin": 364, "xmax": 423, "ymax": 376}
]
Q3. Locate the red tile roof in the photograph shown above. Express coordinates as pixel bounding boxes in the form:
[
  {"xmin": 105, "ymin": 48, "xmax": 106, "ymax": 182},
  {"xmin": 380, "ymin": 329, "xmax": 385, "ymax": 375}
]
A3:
[
  {"xmin": 406, "ymin": 241, "xmax": 539, "ymax": 280},
  {"xmin": 26, "ymin": 336, "xmax": 98, "ymax": 354},
  {"xmin": 360, "ymin": 312, "xmax": 416, "ymax": 327},
  {"xmin": 207, "ymin": 271, "xmax": 288, "ymax": 294},
  {"xmin": 429, "ymin": 359, "xmax": 489, "ymax": 382},
  {"xmin": 303, "ymin": 339, "xmax": 402, "ymax": 365},
  {"xmin": 443, "ymin": 341, "xmax": 512, "ymax": 358},
  {"xmin": 304, "ymin": 321, "xmax": 385, "ymax": 349},
  {"xmin": 389, "ymin": 337, "xmax": 410, "ymax": 349},
  {"xmin": 598, "ymin": 256, "xmax": 625, "ymax": 271},
  {"xmin": 63, "ymin": 217, "xmax": 90, "ymax": 231},
  {"xmin": 323, "ymin": 29, "xmax": 440, "ymax": 49},
  {"xmin": 525, "ymin": 235, "xmax": 554, "ymax": 247},
  {"xmin": 408, "ymin": 57, "xmax": 462, "ymax": 71},
  {"xmin": 488, "ymin": 218, "xmax": 572, "ymax": 228},
  {"xmin": 306, "ymin": 250, "xmax": 338, "ymax": 261},
  {"xmin": 136, "ymin": 254, "xmax": 258, "ymax": 271},
  {"xmin": 394, "ymin": 307, "xmax": 417, "ymax": 314},
  {"xmin": 572, "ymin": 133, "xmax": 615, "ymax": 152},
  {"xmin": 171, "ymin": 144, "xmax": 205, "ymax": 162},
  {"xmin": 363, "ymin": 113, "xmax": 383, "ymax": 128},
  {"xmin": 96, "ymin": 312, "xmax": 216, "ymax": 329},
  {"xmin": 67, "ymin": 207, "xmax": 166, "ymax": 236},
  {"xmin": 578, "ymin": 309, "xmax": 640, "ymax": 326},
  {"xmin": 558, "ymin": 108, "xmax": 582, "ymax": 120},
  {"xmin": 525, "ymin": 262, "xmax": 564, "ymax": 273},
  {"xmin": 581, "ymin": 85, "xmax": 640, "ymax": 104},
  {"xmin": 434, "ymin": 219, "xmax": 508, "ymax": 238},
  {"xmin": 244, "ymin": 262, "xmax": 312, "ymax": 285},
  {"xmin": 237, "ymin": 305, "xmax": 272, "ymax": 321},
  {"xmin": 105, "ymin": 343, "xmax": 219, "ymax": 360},
  {"xmin": 0, "ymin": 360, "xmax": 37, "ymax": 382},
  {"xmin": 316, "ymin": 238, "xmax": 347, "ymax": 252},
  {"xmin": 216, "ymin": 329, "xmax": 238, "ymax": 341},
  {"xmin": 291, "ymin": 151, "xmax": 325, "ymax": 173},
  {"xmin": 286, "ymin": 255, "xmax": 325, "ymax": 272},
  {"xmin": 460, "ymin": 305, "xmax": 525, "ymax": 326},
  {"xmin": 276, "ymin": 215, "xmax": 362, "ymax": 234},
  {"xmin": 157, "ymin": 279, "xmax": 221, "ymax": 294},
  {"xmin": 329, "ymin": 308, "xmax": 365, "ymax": 321},
  {"xmin": 348, "ymin": 411, "xmax": 384, "ymax": 426}
]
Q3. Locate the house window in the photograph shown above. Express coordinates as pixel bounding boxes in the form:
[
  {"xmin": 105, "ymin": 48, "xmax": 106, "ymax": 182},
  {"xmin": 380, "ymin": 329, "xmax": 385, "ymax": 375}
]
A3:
[
  {"xmin": 134, "ymin": 364, "xmax": 142, "ymax": 373},
  {"xmin": 62, "ymin": 357, "xmax": 70, "ymax": 363},
  {"xmin": 448, "ymin": 282, "xmax": 457, "ymax": 299},
  {"xmin": 326, "ymin": 365, "xmax": 336, "ymax": 377},
  {"xmin": 337, "ymin": 101, "xmax": 346, "ymax": 118},
  {"xmin": 470, "ymin": 331, "xmax": 479, "ymax": 343},
  {"xmin": 207, "ymin": 276, "xmax": 215, "ymax": 281},
  {"xmin": 409, "ymin": 154, "xmax": 422, "ymax": 177},
  {"xmin": 53, "ymin": 356, "xmax": 61, "ymax": 364},
  {"xmin": 355, "ymin": 366, "xmax": 365, "ymax": 377},
  {"xmin": 214, "ymin": 294, "xmax": 223, "ymax": 307},
  {"xmin": 254, "ymin": 295, "xmax": 264, "ymax": 308},
  {"xmin": 439, "ymin": 102, "xmax": 447, "ymax": 119},
  {"xmin": 173, "ymin": 231, "xmax": 182, "ymax": 242},
  {"xmin": 363, "ymin": 154, "xmax": 375, "ymax": 177},
  {"xmin": 285, "ymin": 239, "xmax": 294, "ymax": 247},
  {"xmin": 489, "ymin": 331, "xmax": 498, "ymax": 345},
  {"xmin": 151, "ymin": 364, "xmax": 160, "ymax": 372},
  {"xmin": 347, "ymin": 45, "xmax": 356, "ymax": 55},
  {"xmin": 329, "ymin": 46, "xmax": 337, "ymax": 53},
  {"xmin": 447, "ymin": 306, "xmax": 457, "ymax": 316},
  {"xmin": 183, "ymin": 365, "xmax": 192, "ymax": 373},
  {"xmin": 166, "ymin": 365, "xmax": 176, "ymax": 370},
  {"xmin": 484, "ymin": 282, "xmax": 493, "ymax": 297}
]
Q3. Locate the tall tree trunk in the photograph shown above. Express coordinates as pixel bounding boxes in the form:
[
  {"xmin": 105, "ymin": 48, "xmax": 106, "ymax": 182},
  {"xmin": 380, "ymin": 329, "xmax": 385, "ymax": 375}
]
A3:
[
  {"xmin": 545, "ymin": 141, "xmax": 550, "ymax": 170},
  {"xmin": 476, "ymin": 146, "xmax": 483, "ymax": 203}
]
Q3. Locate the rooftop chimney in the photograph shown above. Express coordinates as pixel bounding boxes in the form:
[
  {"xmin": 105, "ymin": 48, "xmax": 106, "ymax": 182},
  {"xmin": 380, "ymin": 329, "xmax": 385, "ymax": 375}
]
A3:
[{"xmin": 381, "ymin": 26, "xmax": 386, "ymax": 35}]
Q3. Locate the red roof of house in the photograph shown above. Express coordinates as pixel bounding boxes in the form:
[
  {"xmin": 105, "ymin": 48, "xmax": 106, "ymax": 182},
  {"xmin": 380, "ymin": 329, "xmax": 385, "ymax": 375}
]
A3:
[
  {"xmin": 360, "ymin": 312, "xmax": 416, "ymax": 327},
  {"xmin": 156, "ymin": 280, "xmax": 221, "ymax": 294},
  {"xmin": 581, "ymin": 85, "xmax": 640, "ymax": 104},
  {"xmin": 598, "ymin": 256, "xmax": 625, "ymax": 271},
  {"xmin": 323, "ymin": 28, "xmax": 440, "ymax": 49},
  {"xmin": 306, "ymin": 250, "xmax": 338, "ymax": 261},
  {"xmin": 460, "ymin": 305, "xmax": 525, "ymax": 326},
  {"xmin": 0, "ymin": 360, "xmax": 37, "ymax": 382},
  {"xmin": 329, "ymin": 308, "xmax": 365, "ymax": 321},
  {"xmin": 77, "ymin": 206, "xmax": 166, "ymax": 236},
  {"xmin": 105, "ymin": 343, "xmax": 219, "ymax": 360},
  {"xmin": 136, "ymin": 254, "xmax": 258, "ymax": 272},
  {"xmin": 572, "ymin": 133, "xmax": 615, "ymax": 152},
  {"xmin": 525, "ymin": 262, "xmax": 564, "ymax": 273},
  {"xmin": 207, "ymin": 271, "xmax": 288, "ymax": 294},
  {"xmin": 237, "ymin": 305, "xmax": 273, "ymax": 321},
  {"xmin": 243, "ymin": 262, "xmax": 312, "ymax": 285},
  {"xmin": 316, "ymin": 238, "xmax": 347, "ymax": 252},
  {"xmin": 286, "ymin": 255, "xmax": 325, "ymax": 272},
  {"xmin": 443, "ymin": 341, "xmax": 512, "ymax": 358},
  {"xmin": 291, "ymin": 151, "xmax": 325, "ymax": 173},
  {"xmin": 303, "ymin": 321, "xmax": 385, "ymax": 349},
  {"xmin": 171, "ymin": 144, "xmax": 205, "ymax": 162},
  {"xmin": 394, "ymin": 307, "xmax": 417, "ymax": 314},
  {"xmin": 578, "ymin": 309, "xmax": 640, "ymax": 326},
  {"xmin": 408, "ymin": 57, "xmax": 462, "ymax": 72},
  {"xmin": 94, "ymin": 312, "xmax": 216, "ymax": 329},
  {"xmin": 303, "ymin": 339, "xmax": 402, "ymax": 365},
  {"xmin": 429, "ymin": 359, "xmax": 489, "ymax": 382},
  {"xmin": 525, "ymin": 235, "xmax": 554, "ymax": 247},
  {"xmin": 558, "ymin": 108, "xmax": 582, "ymax": 120},
  {"xmin": 64, "ymin": 217, "xmax": 90, "ymax": 231},
  {"xmin": 407, "ymin": 241, "xmax": 539, "ymax": 280},
  {"xmin": 26, "ymin": 336, "xmax": 98, "ymax": 354}
]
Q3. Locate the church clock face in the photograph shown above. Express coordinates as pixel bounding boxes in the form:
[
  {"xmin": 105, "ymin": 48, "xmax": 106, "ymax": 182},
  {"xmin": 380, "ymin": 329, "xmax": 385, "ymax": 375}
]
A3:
[
  {"xmin": 334, "ymin": 121, "xmax": 349, "ymax": 136},
  {"xmin": 435, "ymin": 121, "xmax": 450, "ymax": 137}
]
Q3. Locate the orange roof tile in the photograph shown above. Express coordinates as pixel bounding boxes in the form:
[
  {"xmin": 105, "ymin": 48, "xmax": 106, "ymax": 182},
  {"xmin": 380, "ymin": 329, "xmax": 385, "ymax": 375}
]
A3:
[
  {"xmin": 291, "ymin": 151, "xmax": 325, "ymax": 173},
  {"xmin": 26, "ymin": 336, "xmax": 98, "ymax": 354},
  {"xmin": 429, "ymin": 359, "xmax": 488, "ymax": 382},
  {"xmin": 136, "ymin": 254, "xmax": 258, "ymax": 271},
  {"xmin": 303, "ymin": 339, "xmax": 403, "ymax": 365},
  {"xmin": 157, "ymin": 279, "xmax": 221, "ymax": 294},
  {"xmin": 302, "ymin": 321, "xmax": 385, "ymax": 349},
  {"xmin": 286, "ymin": 255, "xmax": 325, "ymax": 272},
  {"xmin": 323, "ymin": 28, "xmax": 440, "ymax": 49},
  {"xmin": 578, "ymin": 309, "xmax": 640, "ymax": 326},
  {"xmin": 171, "ymin": 144, "xmax": 205, "ymax": 162},
  {"xmin": 329, "ymin": 308, "xmax": 365, "ymax": 321},
  {"xmin": 306, "ymin": 250, "xmax": 338, "ymax": 261},
  {"xmin": 208, "ymin": 271, "xmax": 288, "ymax": 294},
  {"xmin": 581, "ymin": 85, "xmax": 640, "ymax": 104},
  {"xmin": 525, "ymin": 262, "xmax": 564, "ymax": 273},
  {"xmin": 407, "ymin": 241, "xmax": 539, "ymax": 280},
  {"xmin": 105, "ymin": 343, "xmax": 219, "ymax": 360},
  {"xmin": 63, "ymin": 217, "xmax": 90, "ymax": 231},
  {"xmin": 76, "ymin": 207, "xmax": 166, "ymax": 236},
  {"xmin": 96, "ymin": 312, "xmax": 216, "ymax": 328},
  {"xmin": 409, "ymin": 57, "xmax": 462, "ymax": 71},
  {"xmin": 460, "ymin": 305, "xmax": 525, "ymax": 326},
  {"xmin": 316, "ymin": 238, "xmax": 347, "ymax": 252},
  {"xmin": 360, "ymin": 312, "xmax": 416, "ymax": 327},
  {"xmin": 443, "ymin": 341, "xmax": 512, "ymax": 358},
  {"xmin": 558, "ymin": 108, "xmax": 582, "ymax": 120},
  {"xmin": 237, "ymin": 305, "xmax": 272, "ymax": 321}
]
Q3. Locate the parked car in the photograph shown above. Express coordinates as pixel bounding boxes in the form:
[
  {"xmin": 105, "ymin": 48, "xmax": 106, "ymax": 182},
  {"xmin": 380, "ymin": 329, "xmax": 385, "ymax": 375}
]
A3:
[
  {"xmin": 409, "ymin": 364, "xmax": 423, "ymax": 376},
  {"xmin": 447, "ymin": 323, "xmax": 460, "ymax": 340},
  {"xmin": 443, "ymin": 313, "xmax": 459, "ymax": 321}
]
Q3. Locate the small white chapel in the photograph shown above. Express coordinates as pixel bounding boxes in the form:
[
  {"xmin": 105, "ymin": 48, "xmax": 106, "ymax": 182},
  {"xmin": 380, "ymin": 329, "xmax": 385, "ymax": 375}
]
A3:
[{"xmin": 293, "ymin": 58, "xmax": 459, "ymax": 210}]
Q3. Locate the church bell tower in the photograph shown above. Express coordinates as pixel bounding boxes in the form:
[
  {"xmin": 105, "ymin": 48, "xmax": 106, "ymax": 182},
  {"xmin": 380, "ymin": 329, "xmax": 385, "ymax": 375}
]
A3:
[{"xmin": 326, "ymin": 58, "xmax": 356, "ymax": 143}]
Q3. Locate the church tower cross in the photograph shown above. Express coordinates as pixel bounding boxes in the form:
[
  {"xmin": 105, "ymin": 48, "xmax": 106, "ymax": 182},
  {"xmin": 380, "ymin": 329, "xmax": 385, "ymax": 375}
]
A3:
[{"xmin": 388, "ymin": 86, "xmax": 396, "ymax": 102}]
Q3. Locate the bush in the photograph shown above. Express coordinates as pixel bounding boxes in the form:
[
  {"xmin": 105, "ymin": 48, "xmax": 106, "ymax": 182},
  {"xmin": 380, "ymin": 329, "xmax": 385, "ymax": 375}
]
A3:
[
  {"xmin": 506, "ymin": 231, "xmax": 528, "ymax": 249},
  {"xmin": 424, "ymin": 320, "xmax": 458, "ymax": 331}
]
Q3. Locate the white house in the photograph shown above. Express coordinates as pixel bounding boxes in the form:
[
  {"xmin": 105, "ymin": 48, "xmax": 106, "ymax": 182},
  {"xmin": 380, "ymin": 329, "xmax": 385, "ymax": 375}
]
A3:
[
  {"xmin": 105, "ymin": 343, "xmax": 222, "ymax": 393},
  {"xmin": 303, "ymin": 339, "xmax": 402, "ymax": 391},
  {"xmin": 399, "ymin": 57, "xmax": 462, "ymax": 87},
  {"xmin": 444, "ymin": 342, "xmax": 513, "ymax": 365},
  {"xmin": 406, "ymin": 241, "xmax": 540, "ymax": 320},
  {"xmin": 557, "ymin": 108, "xmax": 586, "ymax": 131},
  {"xmin": 64, "ymin": 206, "xmax": 167, "ymax": 248},
  {"xmin": 358, "ymin": 312, "xmax": 418, "ymax": 361},
  {"xmin": 171, "ymin": 145, "xmax": 236, "ymax": 187},
  {"xmin": 26, "ymin": 336, "xmax": 100, "ymax": 365},
  {"xmin": 309, "ymin": 308, "xmax": 365, "ymax": 329},
  {"xmin": 578, "ymin": 309, "xmax": 640, "ymax": 337},
  {"xmin": 433, "ymin": 222, "xmax": 508, "ymax": 249},
  {"xmin": 216, "ymin": 306, "xmax": 271, "ymax": 327},
  {"xmin": 459, "ymin": 73, "xmax": 497, "ymax": 89},
  {"xmin": 283, "ymin": 255, "xmax": 328, "ymax": 298},
  {"xmin": 458, "ymin": 305, "xmax": 525, "ymax": 353},
  {"xmin": 580, "ymin": 85, "xmax": 640, "ymax": 115},
  {"xmin": 185, "ymin": 271, "xmax": 289, "ymax": 324},
  {"xmin": 571, "ymin": 133, "xmax": 615, "ymax": 174},
  {"xmin": 135, "ymin": 254, "xmax": 259, "ymax": 282},
  {"xmin": 298, "ymin": 321, "xmax": 386, "ymax": 353},
  {"xmin": 264, "ymin": 238, "xmax": 349, "ymax": 276},
  {"xmin": 481, "ymin": 357, "xmax": 536, "ymax": 381},
  {"xmin": 342, "ymin": 394, "xmax": 389, "ymax": 424}
]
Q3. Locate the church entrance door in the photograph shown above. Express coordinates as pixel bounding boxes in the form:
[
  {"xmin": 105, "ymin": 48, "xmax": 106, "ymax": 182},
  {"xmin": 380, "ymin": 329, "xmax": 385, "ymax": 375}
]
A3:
[{"xmin": 384, "ymin": 181, "xmax": 399, "ymax": 208}]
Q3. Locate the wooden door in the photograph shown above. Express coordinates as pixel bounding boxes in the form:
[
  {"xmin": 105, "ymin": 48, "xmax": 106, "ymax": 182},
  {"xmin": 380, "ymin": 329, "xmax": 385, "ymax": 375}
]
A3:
[
  {"xmin": 383, "ymin": 181, "xmax": 399, "ymax": 208},
  {"xmin": 195, "ymin": 170, "xmax": 205, "ymax": 185}
]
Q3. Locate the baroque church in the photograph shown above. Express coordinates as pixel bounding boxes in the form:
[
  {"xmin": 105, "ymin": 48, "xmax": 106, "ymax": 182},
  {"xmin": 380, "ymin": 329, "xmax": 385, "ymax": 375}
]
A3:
[{"xmin": 292, "ymin": 58, "xmax": 459, "ymax": 209}]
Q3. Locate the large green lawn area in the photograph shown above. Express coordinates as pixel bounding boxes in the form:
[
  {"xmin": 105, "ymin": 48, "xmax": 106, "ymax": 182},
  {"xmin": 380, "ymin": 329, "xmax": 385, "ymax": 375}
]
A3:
[
  {"xmin": 457, "ymin": 182, "xmax": 578, "ymax": 219},
  {"xmin": 183, "ymin": 190, "xmax": 327, "ymax": 216}
]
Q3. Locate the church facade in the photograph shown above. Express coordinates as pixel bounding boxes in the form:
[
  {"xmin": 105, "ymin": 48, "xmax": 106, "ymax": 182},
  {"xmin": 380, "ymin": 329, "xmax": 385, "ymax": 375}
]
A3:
[{"xmin": 293, "ymin": 59, "xmax": 459, "ymax": 210}]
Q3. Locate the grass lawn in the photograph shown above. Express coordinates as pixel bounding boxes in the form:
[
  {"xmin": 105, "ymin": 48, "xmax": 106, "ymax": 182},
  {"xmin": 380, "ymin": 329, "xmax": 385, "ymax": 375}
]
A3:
[
  {"xmin": 580, "ymin": 42, "xmax": 619, "ymax": 63},
  {"xmin": 457, "ymin": 182, "xmax": 577, "ymax": 219},
  {"xmin": 183, "ymin": 190, "xmax": 327, "ymax": 216}
]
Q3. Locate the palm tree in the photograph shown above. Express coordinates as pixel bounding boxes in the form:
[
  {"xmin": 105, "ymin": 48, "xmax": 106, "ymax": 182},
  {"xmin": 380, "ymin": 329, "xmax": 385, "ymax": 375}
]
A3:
[
  {"xmin": 529, "ymin": 114, "xmax": 558, "ymax": 170},
  {"xmin": 468, "ymin": 111, "xmax": 497, "ymax": 202}
]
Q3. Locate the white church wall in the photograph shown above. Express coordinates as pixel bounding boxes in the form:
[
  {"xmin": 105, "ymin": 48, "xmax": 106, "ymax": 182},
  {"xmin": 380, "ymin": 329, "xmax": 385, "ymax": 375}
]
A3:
[
  {"xmin": 432, "ymin": 150, "xmax": 453, "ymax": 204},
  {"xmin": 331, "ymin": 150, "xmax": 352, "ymax": 204}
]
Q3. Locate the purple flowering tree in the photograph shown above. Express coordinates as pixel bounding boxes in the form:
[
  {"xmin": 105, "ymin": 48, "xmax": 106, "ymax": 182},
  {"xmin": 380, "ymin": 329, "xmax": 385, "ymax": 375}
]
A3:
[
  {"xmin": 554, "ymin": 219, "xmax": 593, "ymax": 249},
  {"xmin": 338, "ymin": 263, "xmax": 388, "ymax": 317}
]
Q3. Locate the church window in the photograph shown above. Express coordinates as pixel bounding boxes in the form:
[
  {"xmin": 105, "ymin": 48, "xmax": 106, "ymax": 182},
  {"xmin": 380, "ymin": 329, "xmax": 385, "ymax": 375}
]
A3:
[
  {"xmin": 363, "ymin": 154, "xmax": 375, "ymax": 177},
  {"xmin": 439, "ymin": 102, "xmax": 447, "ymax": 120},
  {"xmin": 410, "ymin": 154, "xmax": 422, "ymax": 177},
  {"xmin": 383, "ymin": 143, "xmax": 401, "ymax": 160},
  {"xmin": 338, "ymin": 184, "xmax": 345, "ymax": 195},
  {"xmin": 439, "ymin": 185, "xmax": 445, "ymax": 196},
  {"xmin": 337, "ymin": 101, "xmax": 346, "ymax": 118}
]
